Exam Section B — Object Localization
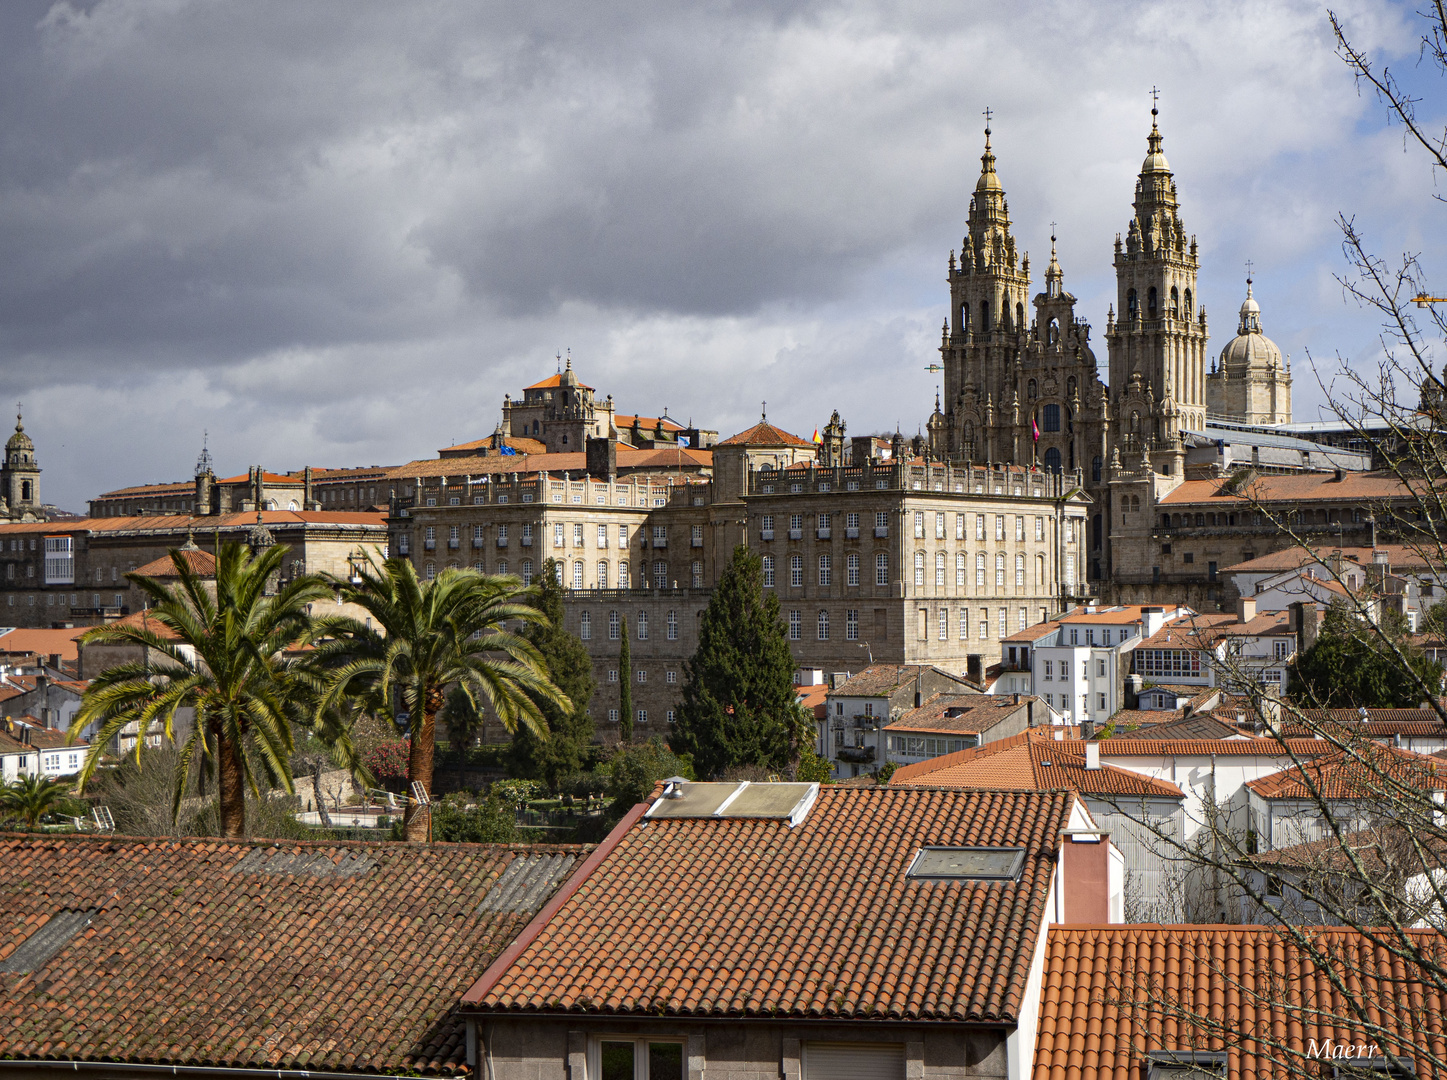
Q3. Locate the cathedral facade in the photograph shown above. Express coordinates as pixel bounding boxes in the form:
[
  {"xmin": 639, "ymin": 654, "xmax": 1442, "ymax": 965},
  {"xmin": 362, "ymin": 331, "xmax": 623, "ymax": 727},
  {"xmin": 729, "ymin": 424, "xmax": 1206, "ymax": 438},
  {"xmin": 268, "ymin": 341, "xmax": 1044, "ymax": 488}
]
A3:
[{"xmin": 928, "ymin": 108, "xmax": 1294, "ymax": 596}]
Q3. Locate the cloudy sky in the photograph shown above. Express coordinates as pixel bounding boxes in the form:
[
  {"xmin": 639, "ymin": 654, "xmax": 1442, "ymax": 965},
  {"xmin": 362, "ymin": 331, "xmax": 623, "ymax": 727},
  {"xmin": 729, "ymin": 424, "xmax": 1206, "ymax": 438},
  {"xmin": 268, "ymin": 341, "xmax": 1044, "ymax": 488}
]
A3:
[{"xmin": 0, "ymin": 0, "xmax": 1441, "ymax": 512}]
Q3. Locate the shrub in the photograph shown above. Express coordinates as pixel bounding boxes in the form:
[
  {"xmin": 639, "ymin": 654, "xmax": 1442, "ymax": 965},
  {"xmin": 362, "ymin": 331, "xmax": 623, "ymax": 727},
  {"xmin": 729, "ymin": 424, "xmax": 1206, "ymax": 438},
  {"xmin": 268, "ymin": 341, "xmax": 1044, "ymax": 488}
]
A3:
[{"xmin": 364, "ymin": 740, "xmax": 411, "ymax": 784}]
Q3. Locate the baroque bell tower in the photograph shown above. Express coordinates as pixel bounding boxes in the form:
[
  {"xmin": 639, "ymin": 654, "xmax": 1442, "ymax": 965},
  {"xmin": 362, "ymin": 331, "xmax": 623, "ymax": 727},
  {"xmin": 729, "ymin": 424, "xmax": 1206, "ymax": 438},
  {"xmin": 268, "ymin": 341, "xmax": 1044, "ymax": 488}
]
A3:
[
  {"xmin": 936, "ymin": 119, "xmax": 1032, "ymax": 462},
  {"xmin": 1106, "ymin": 102, "xmax": 1210, "ymax": 471}
]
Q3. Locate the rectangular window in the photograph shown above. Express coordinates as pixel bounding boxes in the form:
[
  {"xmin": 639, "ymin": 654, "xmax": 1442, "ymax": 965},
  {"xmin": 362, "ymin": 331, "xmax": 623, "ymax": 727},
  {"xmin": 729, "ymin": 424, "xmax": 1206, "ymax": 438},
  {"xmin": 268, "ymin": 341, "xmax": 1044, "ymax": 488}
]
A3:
[
  {"xmin": 619, "ymin": 525, "xmax": 628, "ymax": 546},
  {"xmin": 554, "ymin": 523, "xmax": 565, "ymax": 547},
  {"xmin": 608, "ymin": 670, "xmax": 618, "ymax": 683},
  {"xmin": 608, "ymin": 610, "xmax": 620, "ymax": 640},
  {"xmin": 763, "ymin": 556, "xmax": 775, "ymax": 588},
  {"xmin": 522, "ymin": 524, "xmax": 533, "ymax": 545},
  {"xmin": 791, "ymin": 556, "xmax": 803, "ymax": 588},
  {"xmin": 667, "ymin": 610, "xmax": 678, "ymax": 640},
  {"xmin": 1097, "ymin": 693, "xmax": 1106, "ymax": 711},
  {"xmin": 979, "ymin": 609, "xmax": 988, "ymax": 640},
  {"xmin": 846, "ymin": 512, "xmax": 859, "ymax": 530},
  {"xmin": 666, "ymin": 670, "xmax": 678, "ymax": 684},
  {"xmin": 935, "ymin": 512, "xmax": 945, "ymax": 539},
  {"xmin": 1015, "ymin": 516, "xmax": 1024, "ymax": 541},
  {"xmin": 1019, "ymin": 608, "xmax": 1027, "ymax": 632},
  {"xmin": 938, "ymin": 607, "xmax": 948, "ymax": 640},
  {"xmin": 914, "ymin": 511, "xmax": 925, "ymax": 538},
  {"xmin": 579, "ymin": 612, "xmax": 592, "ymax": 640},
  {"xmin": 608, "ymin": 708, "xmax": 619, "ymax": 723},
  {"xmin": 653, "ymin": 525, "xmax": 667, "ymax": 546},
  {"xmin": 1044, "ymin": 659, "xmax": 1053, "ymax": 678},
  {"xmin": 956, "ymin": 513, "xmax": 966, "ymax": 540},
  {"xmin": 959, "ymin": 608, "xmax": 968, "ymax": 640},
  {"xmin": 574, "ymin": 523, "xmax": 585, "ymax": 547},
  {"xmin": 998, "ymin": 608, "xmax": 1007, "ymax": 640},
  {"xmin": 818, "ymin": 610, "xmax": 830, "ymax": 640},
  {"xmin": 875, "ymin": 511, "xmax": 888, "ymax": 530},
  {"xmin": 637, "ymin": 611, "xmax": 649, "ymax": 640},
  {"xmin": 1036, "ymin": 516, "xmax": 1044, "ymax": 541},
  {"xmin": 691, "ymin": 561, "xmax": 703, "ymax": 588},
  {"xmin": 788, "ymin": 610, "xmax": 801, "ymax": 640},
  {"xmin": 975, "ymin": 514, "xmax": 985, "ymax": 541},
  {"xmin": 762, "ymin": 514, "xmax": 774, "ymax": 533},
  {"xmin": 846, "ymin": 609, "xmax": 859, "ymax": 640},
  {"xmin": 876, "ymin": 553, "xmax": 888, "ymax": 586},
  {"xmin": 818, "ymin": 555, "xmax": 831, "ymax": 586},
  {"xmin": 637, "ymin": 669, "xmax": 646, "ymax": 683},
  {"xmin": 995, "ymin": 515, "xmax": 1005, "ymax": 541}
]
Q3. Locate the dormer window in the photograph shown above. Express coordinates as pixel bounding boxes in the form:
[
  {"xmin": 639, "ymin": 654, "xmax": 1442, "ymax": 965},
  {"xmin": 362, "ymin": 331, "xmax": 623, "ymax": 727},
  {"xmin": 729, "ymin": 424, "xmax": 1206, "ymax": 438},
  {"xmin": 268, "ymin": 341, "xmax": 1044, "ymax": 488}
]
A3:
[{"xmin": 1145, "ymin": 1051, "xmax": 1227, "ymax": 1080}]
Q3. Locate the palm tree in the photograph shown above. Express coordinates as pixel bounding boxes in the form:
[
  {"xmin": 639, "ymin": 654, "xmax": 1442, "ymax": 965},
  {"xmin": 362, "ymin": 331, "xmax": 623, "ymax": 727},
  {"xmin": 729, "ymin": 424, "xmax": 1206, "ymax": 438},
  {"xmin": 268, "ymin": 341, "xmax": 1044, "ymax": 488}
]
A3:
[
  {"xmin": 1, "ymin": 774, "xmax": 78, "ymax": 830},
  {"xmin": 69, "ymin": 541, "xmax": 331, "ymax": 838},
  {"xmin": 314, "ymin": 551, "xmax": 569, "ymax": 840}
]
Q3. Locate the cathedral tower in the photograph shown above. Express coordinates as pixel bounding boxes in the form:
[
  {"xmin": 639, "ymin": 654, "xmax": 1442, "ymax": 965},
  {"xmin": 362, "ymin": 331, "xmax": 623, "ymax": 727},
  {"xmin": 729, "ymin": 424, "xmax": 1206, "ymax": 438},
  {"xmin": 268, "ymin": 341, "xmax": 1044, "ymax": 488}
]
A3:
[
  {"xmin": 1106, "ymin": 107, "xmax": 1210, "ymax": 461},
  {"xmin": 1206, "ymin": 277, "xmax": 1291, "ymax": 424},
  {"xmin": 0, "ymin": 409, "xmax": 40, "ymax": 519},
  {"xmin": 937, "ymin": 124, "xmax": 1032, "ymax": 462}
]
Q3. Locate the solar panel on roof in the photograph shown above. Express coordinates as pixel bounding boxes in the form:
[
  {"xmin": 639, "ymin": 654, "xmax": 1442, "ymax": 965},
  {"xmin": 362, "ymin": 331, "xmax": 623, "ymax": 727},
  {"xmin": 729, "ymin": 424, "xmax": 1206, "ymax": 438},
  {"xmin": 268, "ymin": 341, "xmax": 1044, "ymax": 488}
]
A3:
[{"xmin": 645, "ymin": 781, "xmax": 819, "ymax": 825}]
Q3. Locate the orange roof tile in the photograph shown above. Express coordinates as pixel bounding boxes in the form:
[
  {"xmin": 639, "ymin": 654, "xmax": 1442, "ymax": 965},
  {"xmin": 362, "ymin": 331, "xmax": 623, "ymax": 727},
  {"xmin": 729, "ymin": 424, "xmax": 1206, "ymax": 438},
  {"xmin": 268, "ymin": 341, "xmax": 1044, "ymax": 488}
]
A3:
[
  {"xmin": 614, "ymin": 414, "xmax": 683, "ymax": 431},
  {"xmin": 468, "ymin": 786, "xmax": 1073, "ymax": 1022},
  {"xmin": 886, "ymin": 693, "xmax": 1035, "ymax": 734},
  {"xmin": 1035, "ymin": 925, "xmax": 1447, "ymax": 1080},
  {"xmin": 1244, "ymin": 744, "xmax": 1447, "ymax": 799},
  {"xmin": 0, "ymin": 835, "xmax": 584, "ymax": 1072},
  {"xmin": 717, "ymin": 419, "xmax": 813, "ymax": 447},
  {"xmin": 893, "ymin": 731, "xmax": 1186, "ymax": 798},
  {"xmin": 1159, "ymin": 470, "xmax": 1417, "ymax": 506},
  {"xmin": 0, "ymin": 627, "xmax": 89, "ymax": 663},
  {"xmin": 132, "ymin": 548, "xmax": 218, "ymax": 578},
  {"xmin": 524, "ymin": 372, "xmax": 594, "ymax": 390}
]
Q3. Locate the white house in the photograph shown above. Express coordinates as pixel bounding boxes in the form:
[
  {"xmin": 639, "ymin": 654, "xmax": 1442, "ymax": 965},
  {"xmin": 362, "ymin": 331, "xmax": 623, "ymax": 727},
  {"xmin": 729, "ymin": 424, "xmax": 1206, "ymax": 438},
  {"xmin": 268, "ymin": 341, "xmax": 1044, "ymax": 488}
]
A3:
[{"xmin": 0, "ymin": 718, "xmax": 86, "ymax": 781}]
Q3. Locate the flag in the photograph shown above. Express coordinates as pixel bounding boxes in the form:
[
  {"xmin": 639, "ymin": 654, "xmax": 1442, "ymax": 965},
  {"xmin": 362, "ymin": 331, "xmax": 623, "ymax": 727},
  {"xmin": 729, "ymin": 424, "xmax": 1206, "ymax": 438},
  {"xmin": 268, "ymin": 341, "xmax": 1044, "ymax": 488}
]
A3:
[
  {"xmin": 499, "ymin": 445, "xmax": 517, "ymax": 456},
  {"xmin": 812, "ymin": 428, "xmax": 822, "ymax": 444},
  {"xmin": 1031, "ymin": 417, "xmax": 1041, "ymax": 442},
  {"xmin": 678, "ymin": 435, "xmax": 691, "ymax": 448}
]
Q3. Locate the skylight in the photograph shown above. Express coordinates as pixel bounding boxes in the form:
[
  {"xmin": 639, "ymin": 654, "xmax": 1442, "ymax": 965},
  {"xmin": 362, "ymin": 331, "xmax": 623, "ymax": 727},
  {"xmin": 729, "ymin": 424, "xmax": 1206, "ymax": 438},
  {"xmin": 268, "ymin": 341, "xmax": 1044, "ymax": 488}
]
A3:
[
  {"xmin": 907, "ymin": 847, "xmax": 1025, "ymax": 881},
  {"xmin": 646, "ymin": 781, "xmax": 819, "ymax": 826}
]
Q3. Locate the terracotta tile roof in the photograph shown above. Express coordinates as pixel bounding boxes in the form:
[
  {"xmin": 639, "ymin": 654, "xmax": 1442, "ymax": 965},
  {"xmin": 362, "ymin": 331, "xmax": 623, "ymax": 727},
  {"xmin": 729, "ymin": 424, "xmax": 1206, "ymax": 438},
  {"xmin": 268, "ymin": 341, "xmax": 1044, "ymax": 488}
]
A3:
[
  {"xmin": 1059, "ymin": 605, "xmax": 1174, "ymax": 626},
  {"xmin": 1035, "ymin": 925, "xmax": 1447, "ymax": 1080},
  {"xmin": 0, "ymin": 627, "xmax": 89, "ymax": 663},
  {"xmin": 1294, "ymin": 708, "xmax": 1447, "ymax": 727},
  {"xmin": 524, "ymin": 372, "xmax": 594, "ymax": 390},
  {"xmin": 0, "ymin": 835, "xmax": 585, "ymax": 1073},
  {"xmin": 886, "ymin": 694, "xmax": 1033, "ymax": 734},
  {"xmin": 93, "ymin": 480, "xmax": 194, "ymax": 498},
  {"xmin": 391, "ymin": 445, "xmax": 710, "ymax": 480},
  {"xmin": 1067, "ymin": 735, "xmax": 1329, "ymax": 757},
  {"xmin": 614, "ymin": 414, "xmax": 683, "ymax": 432},
  {"xmin": 893, "ymin": 731, "xmax": 1185, "ymax": 799},
  {"xmin": 1158, "ymin": 470, "xmax": 1417, "ymax": 506},
  {"xmin": 1245, "ymin": 744, "xmax": 1447, "ymax": 799},
  {"xmin": 91, "ymin": 610, "xmax": 182, "ymax": 641},
  {"xmin": 717, "ymin": 419, "xmax": 813, "ymax": 447},
  {"xmin": 1002, "ymin": 622, "xmax": 1062, "ymax": 643},
  {"xmin": 0, "ymin": 720, "xmax": 72, "ymax": 751},
  {"xmin": 468, "ymin": 787, "xmax": 1073, "ymax": 1022},
  {"xmin": 1224, "ymin": 543, "xmax": 1447, "ymax": 574},
  {"xmin": 133, "ymin": 548, "xmax": 218, "ymax": 578},
  {"xmin": 1119, "ymin": 713, "xmax": 1241, "ymax": 741},
  {"xmin": 833, "ymin": 663, "xmax": 951, "ymax": 697},
  {"xmin": 437, "ymin": 436, "xmax": 549, "ymax": 456},
  {"xmin": 1242, "ymin": 823, "xmax": 1447, "ymax": 871},
  {"xmin": 795, "ymin": 682, "xmax": 830, "ymax": 718}
]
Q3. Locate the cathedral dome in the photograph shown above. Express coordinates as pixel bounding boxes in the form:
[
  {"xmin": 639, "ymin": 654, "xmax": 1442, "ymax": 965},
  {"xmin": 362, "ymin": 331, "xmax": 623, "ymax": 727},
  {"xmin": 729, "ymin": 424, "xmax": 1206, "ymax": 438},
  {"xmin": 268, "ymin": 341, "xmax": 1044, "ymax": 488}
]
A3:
[
  {"xmin": 1141, "ymin": 110, "xmax": 1170, "ymax": 174},
  {"xmin": 6, "ymin": 413, "xmax": 32, "ymax": 454},
  {"xmin": 976, "ymin": 128, "xmax": 1003, "ymax": 193},
  {"xmin": 1218, "ymin": 279, "xmax": 1282, "ymax": 370}
]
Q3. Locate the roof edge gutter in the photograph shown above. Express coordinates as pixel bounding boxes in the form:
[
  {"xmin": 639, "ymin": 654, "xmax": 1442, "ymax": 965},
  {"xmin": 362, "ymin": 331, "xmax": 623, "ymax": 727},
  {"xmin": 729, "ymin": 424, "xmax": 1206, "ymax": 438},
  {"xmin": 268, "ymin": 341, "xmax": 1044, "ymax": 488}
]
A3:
[
  {"xmin": 0, "ymin": 1061, "xmax": 429, "ymax": 1080},
  {"xmin": 460, "ymin": 799, "xmax": 650, "ymax": 1006}
]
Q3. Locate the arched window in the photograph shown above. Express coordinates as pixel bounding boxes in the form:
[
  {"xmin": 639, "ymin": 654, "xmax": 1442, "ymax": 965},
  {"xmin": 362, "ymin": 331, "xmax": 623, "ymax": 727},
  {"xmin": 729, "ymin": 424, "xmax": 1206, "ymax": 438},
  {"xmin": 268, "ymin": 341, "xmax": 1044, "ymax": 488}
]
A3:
[
  {"xmin": 638, "ymin": 610, "xmax": 649, "ymax": 639},
  {"xmin": 1130, "ymin": 495, "xmax": 1140, "ymax": 512},
  {"xmin": 1092, "ymin": 455, "xmax": 1102, "ymax": 483},
  {"xmin": 1048, "ymin": 318, "xmax": 1060, "ymax": 345},
  {"xmin": 597, "ymin": 561, "xmax": 609, "ymax": 588},
  {"xmin": 572, "ymin": 561, "xmax": 584, "ymax": 588},
  {"xmin": 1170, "ymin": 286, "xmax": 1180, "ymax": 317},
  {"xmin": 818, "ymin": 554, "xmax": 831, "ymax": 586},
  {"xmin": 1127, "ymin": 289, "xmax": 1139, "ymax": 319},
  {"xmin": 957, "ymin": 553, "xmax": 967, "ymax": 590},
  {"xmin": 579, "ymin": 612, "xmax": 592, "ymax": 640},
  {"xmin": 1044, "ymin": 447, "xmax": 1062, "ymax": 471},
  {"xmin": 914, "ymin": 551, "xmax": 926, "ymax": 588},
  {"xmin": 817, "ymin": 610, "xmax": 830, "ymax": 640},
  {"xmin": 1015, "ymin": 553, "xmax": 1025, "ymax": 587},
  {"xmin": 976, "ymin": 552, "xmax": 986, "ymax": 589},
  {"xmin": 521, "ymin": 559, "xmax": 533, "ymax": 585},
  {"xmin": 1016, "ymin": 302, "xmax": 1025, "ymax": 329},
  {"xmin": 1028, "ymin": 379, "xmax": 1038, "ymax": 400},
  {"xmin": 1092, "ymin": 514, "xmax": 1102, "ymax": 550},
  {"xmin": 936, "ymin": 552, "xmax": 947, "ymax": 588},
  {"xmin": 1147, "ymin": 286, "xmax": 1158, "ymax": 318},
  {"xmin": 995, "ymin": 553, "xmax": 1006, "ymax": 587},
  {"xmin": 762, "ymin": 555, "xmax": 774, "ymax": 587},
  {"xmin": 1184, "ymin": 288, "xmax": 1193, "ymax": 318},
  {"xmin": 981, "ymin": 300, "xmax": 991, "ymax": 332},
  {"xmin": 425, "ymin": 562, "xmax": 436, "ymax": 581},
  {"xmin": 1036, "ymin": 554, "xmax": 1045, "ymax": 587}
]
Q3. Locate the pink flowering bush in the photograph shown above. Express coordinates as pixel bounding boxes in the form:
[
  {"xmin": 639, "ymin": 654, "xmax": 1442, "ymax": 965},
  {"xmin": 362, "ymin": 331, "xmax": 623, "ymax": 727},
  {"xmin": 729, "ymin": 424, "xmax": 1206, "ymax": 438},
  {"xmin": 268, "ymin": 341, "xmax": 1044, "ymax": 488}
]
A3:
[{"xmin": 365, "ymin": 740, "xmax": 411, "ymax": 787}]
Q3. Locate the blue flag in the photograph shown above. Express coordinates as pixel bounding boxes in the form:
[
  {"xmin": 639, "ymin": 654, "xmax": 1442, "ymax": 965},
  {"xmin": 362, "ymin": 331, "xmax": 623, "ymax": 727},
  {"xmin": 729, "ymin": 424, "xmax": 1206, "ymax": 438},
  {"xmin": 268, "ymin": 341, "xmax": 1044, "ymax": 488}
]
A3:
[{"xmin": 678, "ymin": 436, "xmax": 691, "ymax": 448}]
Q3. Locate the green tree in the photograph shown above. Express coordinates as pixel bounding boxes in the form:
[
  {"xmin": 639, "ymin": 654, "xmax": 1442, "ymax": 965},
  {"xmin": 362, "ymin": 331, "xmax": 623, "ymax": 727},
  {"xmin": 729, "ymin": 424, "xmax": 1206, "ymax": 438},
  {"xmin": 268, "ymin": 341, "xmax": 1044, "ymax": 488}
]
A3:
[
  {"xmin": 671, "ymin": 545, "xmax": 799, "ymax": 778},
  {"xmin": 0, "ymin": 774, "xmax": 80, "ymax": 830},
  {"xmin": 429, "ymin": 792, "xmax": 518, "ymax": 843},
  {"xmin": 509, "ymin": 559, "xmax": 596, "ymax": 786},
  {"xmin": 440, "ymin": 683, "xmax": 485, "ymax": 750},
  {"xmin": 314, "ymin": 551, "xmax": 569, "ymax": 841},
  {"xmin": 1289, "ymin": 604, "xmax": 1443, "ymax": 709},
  {"xmin": 70, "ymin": 542, "xmax": 329, "ymax": 838},
  {"xmin": 606, "ymin": 737, "xmax": 694, "ymax": 816},
  {"xmin": 618, "ymin": 630, "xmax": 633, "ymax": 743}
]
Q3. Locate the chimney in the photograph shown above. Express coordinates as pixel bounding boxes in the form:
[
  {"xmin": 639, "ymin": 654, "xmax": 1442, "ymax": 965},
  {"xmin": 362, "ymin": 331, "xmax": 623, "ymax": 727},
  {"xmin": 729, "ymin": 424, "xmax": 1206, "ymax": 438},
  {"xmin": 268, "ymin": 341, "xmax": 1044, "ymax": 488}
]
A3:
[
  {"xmin": 967, "ymin": 654, "xmax": 983, "ymax": 685},
  {"xmin": 1085, "ymin": 742, "xmax": 1100, "ymax": 770},
  {"xmin": 1061, "ymin": 831, "xmax": 1112, "ymax": 923},
  {"xmin": 1012, "ymin": 692, "xmax": 1020, "ymax": 705},
  {"xmin": 1333, "ymin": 468, "xmax": 1344, "ymax": 482},
  {"xmin": 1080, "ymin": 718, "xmax": 1095, "ymax": 740},
  {"xmin": 586, "ymin": 435, "xmax": 617, "ymax": 482},
  {"xmin": 1236, "ymin": 596, "xmax": 1257, "ymax": 624}
]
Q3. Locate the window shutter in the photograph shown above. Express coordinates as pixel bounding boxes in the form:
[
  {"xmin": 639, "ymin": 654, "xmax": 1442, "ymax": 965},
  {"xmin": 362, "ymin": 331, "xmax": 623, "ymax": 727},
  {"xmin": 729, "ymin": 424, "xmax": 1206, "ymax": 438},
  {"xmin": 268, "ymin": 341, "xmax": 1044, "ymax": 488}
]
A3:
[{"xmin": 804, "ymin": 1044, "xmax": 905, "ymax": 1080}]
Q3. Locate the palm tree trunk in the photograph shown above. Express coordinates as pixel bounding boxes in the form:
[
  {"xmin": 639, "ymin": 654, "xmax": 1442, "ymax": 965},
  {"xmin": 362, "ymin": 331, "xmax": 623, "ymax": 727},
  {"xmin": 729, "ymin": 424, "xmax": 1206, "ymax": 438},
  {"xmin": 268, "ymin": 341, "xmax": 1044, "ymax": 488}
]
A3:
[
  {"xmin": 218, "ymin": 725, "xmax": 247, "ymax": 839},
  {"xmin": 403, "ymin": 687, "xmax": 444, "ymax": 841}
]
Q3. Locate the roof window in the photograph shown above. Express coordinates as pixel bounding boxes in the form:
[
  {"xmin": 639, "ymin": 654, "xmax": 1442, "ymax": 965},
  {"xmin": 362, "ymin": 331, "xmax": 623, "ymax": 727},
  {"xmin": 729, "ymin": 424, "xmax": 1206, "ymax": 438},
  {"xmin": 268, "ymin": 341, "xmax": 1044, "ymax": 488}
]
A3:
[
  {"xmin": 907, "ymin": 846, "xmax": 1025, "ymax": 881},
  {"xmin": 0, "ymin": 908, "xmax": 97, "ymax": 973},
  {"xmin": 646, "ymin": 780, "xmax": 818, "ymax": 826},
  {"xmin": 1145, "ymin": 1051, "xmax": 1228, "ymax": 1080},
  {"xmin": 1332, "ymin": 1059, "xmax": 1414, "ymax": 1080}
]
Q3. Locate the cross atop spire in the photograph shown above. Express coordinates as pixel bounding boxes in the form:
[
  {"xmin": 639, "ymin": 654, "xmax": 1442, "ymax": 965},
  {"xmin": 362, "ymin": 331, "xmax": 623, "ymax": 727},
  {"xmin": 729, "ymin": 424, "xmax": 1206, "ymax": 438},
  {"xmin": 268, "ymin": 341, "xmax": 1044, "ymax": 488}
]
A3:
[
  {"xmin": 1151, "ymin": 85, "xmax": 1160, "ymax": 121},
  {"xmin": 1245, "ymin": 259, "xmax": 1254, "ymax": 284},
  {"xmin": 761, "ymin": 400, "xmax": 767, "ymax": 421},
  {"xmin": 982, "ymin": 105, "xmax": 993, "ymax": 135}
]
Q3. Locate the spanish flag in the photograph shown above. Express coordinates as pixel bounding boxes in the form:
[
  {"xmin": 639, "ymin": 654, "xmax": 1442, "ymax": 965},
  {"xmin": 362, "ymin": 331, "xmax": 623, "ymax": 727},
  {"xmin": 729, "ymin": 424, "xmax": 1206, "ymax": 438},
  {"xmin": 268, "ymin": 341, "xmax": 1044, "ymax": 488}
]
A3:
[{"xmin": 812, "ymin": 428, "xmax": 822, "ymax": 444}]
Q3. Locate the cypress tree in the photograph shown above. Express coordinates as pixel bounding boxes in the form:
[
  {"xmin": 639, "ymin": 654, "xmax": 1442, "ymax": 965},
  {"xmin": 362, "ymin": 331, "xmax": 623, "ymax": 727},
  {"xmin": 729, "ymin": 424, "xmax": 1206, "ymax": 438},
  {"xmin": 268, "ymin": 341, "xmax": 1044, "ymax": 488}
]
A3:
[
  {"xmin": 508, "ymin": 558, "xmax": 597, "ymax": 786},
  {"xmin": 672, "ymin": 545, "xmax": 800, "ymax": 778},
  {"xmin": 619, "ymin": 631, "xmax": 633, "ymax": 743}
]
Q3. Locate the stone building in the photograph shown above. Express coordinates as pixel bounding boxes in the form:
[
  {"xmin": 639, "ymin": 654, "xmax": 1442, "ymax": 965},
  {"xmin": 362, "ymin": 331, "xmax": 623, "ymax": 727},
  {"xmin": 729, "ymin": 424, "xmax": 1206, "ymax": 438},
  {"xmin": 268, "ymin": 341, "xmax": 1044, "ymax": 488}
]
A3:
[
  {"xmin": 0, "ymin": 412, "xmax": 43, "ymax": 523},
  {"xmin": 1206, "ymin": 277, "xmax": 1292, "ymax": 425}
]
